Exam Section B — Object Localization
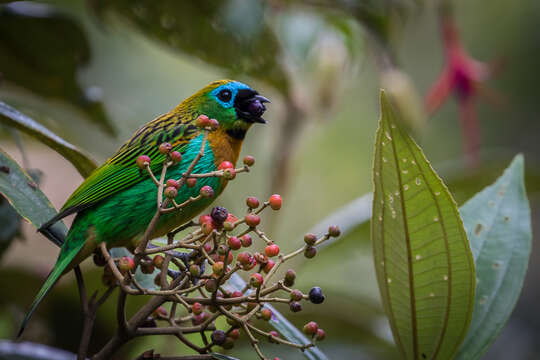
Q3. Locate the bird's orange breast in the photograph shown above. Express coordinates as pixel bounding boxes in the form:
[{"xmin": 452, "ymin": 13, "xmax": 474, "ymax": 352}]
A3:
[{"xmin": 207, "ymin": 127, "xmax": 243, "ymax": 167}]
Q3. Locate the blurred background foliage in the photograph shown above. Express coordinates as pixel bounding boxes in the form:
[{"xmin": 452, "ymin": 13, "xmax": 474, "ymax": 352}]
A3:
[{"xmin": 0, "ymin": 0, "xmax": 539, "ymax": 359}]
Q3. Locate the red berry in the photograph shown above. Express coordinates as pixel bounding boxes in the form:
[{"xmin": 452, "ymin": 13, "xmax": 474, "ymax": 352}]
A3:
[
  {"xmin": 200, "ymin": 185, "xmax": 214, "ymax": 198},
  {"xmin": 304, "ymin": 246, "xmax": 317, "ymax": 259},
  {"xmin": 229, "ymin": 328, "xmax": 240, "ymax": 340},
  {"xmin": 199, "ymin": 214, "xmax": 212, "ymax": 224},
  {"xmin": 304, "ymin": 233, "xmax": 317, "ymax": 246},
  {"xmin": 263, "ymin": 260, "xmax": 275, "ymax": 273},
  {"xmin": 227, "ymin": 236, "xmax": 242, "ymax": 250},
  {"xmin": 193, "ymin": 302, "xmax": 204, "ymax": 315},
  {"xmin": 164, "ymin": 186, "xmax": 177, "ymax": 199},
  {"xmin": 237, "ymin": 252, "xmax": 252, "ymax": 266},
  {"xmin": 315, "ymin": 328, "xmax": 326, "ymax": 341},
  {"xmin": 170, "ymin": 151, "xmax": 182, "ymax": 163},
  {"xmin": 243, "ymin": 155, "xmax": 255, "ymax": 167},
  {"xmin": 303, "ymin": 321, "xmax": 319, "ymax": 335},
  {"xmin": 328, "ymin": 225, "xmax": 341, "ymax": 237},
  {"xmin": 246, "ymin": 196, "xmax": 260, "ymax": 209},
  {"xmin": 196, "ymin": 114, "xmax": 210, "ymax": 128},
  {"xmin": 213, "ymin": 261, "xmax": 225, "ymax": 276},
  {"xmin": 264, "ymin": 244, "xmax": 280, "ymax": 258},
  {"xmin": 152, "ymin": 255, "xmax": 164, "ymax": 268},
  {"xmin": 244, "ymin": 214, "xmax": 260, "ymax": 227},
  {"xmin": 166, "ymin": 179, "xmax": 180, "ymax": 189},
  {"xmin": 159, "ymin": 142, "xmax": 172, "ymax": 154},
  {"xmin": 186, "ymin": 177, "xmax": 197, "ymax": 187},
  {"xmin": 153, "ymin": 306, "xmax": 168, "ymax": 318},
  {"xmin": 136, "ymin": 155, "xmax": 151, "ymax": 169},
  {"xmin": 250, "ymin": 273, "xmax": 264, "ymax": 288},
  {"xmin": 208, "ymin": 118, "xmax": 219, "ymax": 130},
  {"xmin": 231, "ymin": 290, "xmax": 243, "ymax": 298},
  {"xmin": 260, "ymin": 308, "xmax": 272, "ymax": 321},
  {"xmin": 218, "ymin": 161, "xmax": 234, "ymax": 170},
  {"xmin": 268, "ymin": 194, "xmax": 282, "ymax": 210},
  {"xmin": 290, "ymin": 289, "xmax": 303, "ymax": 301},
  {"xmin": 219, "ymin": 252, "xmax": 234, "ymax": 265},
  {"xmin": 240, "ymin": 234, "xmax": 252, "ymax": 247},
  {"xmin": 269, "ymin": 331, "xmax": 280, "ymax": 343},
  {"xmin": 117, "ymin": 256, "xmax": 134, "ymax": 273},
  {"xmin": 203, "ymin": 243, "xmax": 213, "ymax": 253}
]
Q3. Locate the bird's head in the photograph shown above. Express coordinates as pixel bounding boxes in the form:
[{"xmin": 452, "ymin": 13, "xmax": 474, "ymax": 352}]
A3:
[{"xmin": 184, "ymin": 80, "xmax": 270, "ymax": 139}]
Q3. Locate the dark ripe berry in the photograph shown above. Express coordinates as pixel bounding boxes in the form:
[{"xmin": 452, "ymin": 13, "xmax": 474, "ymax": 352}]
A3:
[
  {"xmin": 304, "ymin": 246, "xmax": 317, "ymax": 259},
  {"xmin": 269, "ymin": 331, "xmax": 280, "ymax": 343},
  {"xmin": 244, "ymin": 214, "xmax": 260, "ymax": 227},
  {"xmin": 240, "ymin": 234, "xmax": 252, "ymax": 247},
  {"xmin": 136, "ymin": 155, "xmax": 151, "ymax": 169},
  {"xmin": 153, "ymin": 306, "xmax": 168, "ymax": 319},
  {"xmin": 223, "ymin": 168, "xmax": 236, "ymax": 180},
  {"xmin": 117, "ymin": 256, "xmax": 135, "ymax": 273},
  {"xmin": 141, "ymin": 260, "xmax": 155, "ymax": 274},
  {"xmin": 227, "ymin": 236, "xmax": 242, "ymax": 250},
  {"xmin": 243, "ymin": 155, "xmax": 255, "ymax": 167},
  {"xmin": 236, "ymin": 252, "xmax": 252, "ymax": 266},
  {"xmin": 166, "ymin": 179, "xmax": 179, "ymax": 189},
  {"xmin": 164, "ymin": 186, "xmax": 177, "ymax": 199},
  {"xmin": 159, "ymin": 142, "xmax": 172, "ymax": 154},
  {"xmin": 218, "ymin": 161, "xmax": 234, "ymax": 170},
  {"xmin": 290, "ymin": 289, "xmax": 303, "ymax": 301},
  {"xmin": 315, "ymin": 328, "xmax": 326, "ymax": 341},
  {"xmin": 250, "ymin": 273, "xmax": 264, "ymax": 288},
  {"xmin": 169, "ymin": 151, "xmax": 182, "ymax": 163},
  {"xmin": 211, "ymin": 206, "xmax": 228, "ymax": 224},
  {"xmin": 268, "ymin": 194, "xmax": 282, "ymax": 210},
  {"xmin": 303, "ymin": 321, "xmax": 319, "ymax": 335},
  {"xmin": 211, "ymin": 330, "xmax": 227, "ymax": 345},
  {"xmin": 196, "ymin": 114, "xmax": 210, "ymax": 128},
  {"xmin": 200, "ymin": 185, "xmax": 214, "ymax": 198},
  {"xmin": 186, "ymin": 177, "xmax": 197, "ymax": 187},
  {"xmin": 222, "ymin": 337, "xmax": 235, "ymax": 349},
  {"xmin": 246, "ymin": 196, "xmax": 260, "ymax": 208},
  {"xmin": 231, "ymin": 290, "xmax": 243, "ymax": 298},
  {"xmin": 208, "ymin": 118, "xmax": 219, "ymax": 130},
  {"xmin": 304, "ymin": 233, "xmax": 317, "ymax": 246},
  {"xmin": 264, "ymin": 244, "xmax": 280, "ymax": 258},
  {"xmin": 263, "ymin": 260, "xmax": 275, "ymax": 273},
  {"xmin": 289, "ymin": 301, "xmax": 302, "ymax": 313},
  {"xmin": 229, "ymin": 328, "xmax": 240, "ymax": 339},
  {"xmin": 212, "ymin": 261, "xmax": 225, "ymax": 276},
  {"xmin": 260, "ymin": 308, "xmax": 272, "ymax": 321},
  {"xmin": 309, "ymin": 287, "xmax": 326, "ymax": 304},
  {"xmin": 192, "ymin": 302, "xmax": 203, "ymax": 315},
  {"xmin": 189, "ymin": 264, "xmax": 201, "ymax": 277},
  {"xmin": 152, "ymin": 255, "xmax": 164, "ymax": 268},
  {"xmin": 93, "ymin": 251, "xmax": 107, "ymax": 267},
  {"xmin": 328, "ymin": 225, "xmax": 341, "ymax": 237},
  {"xmin": 140, "ymin": 317, "xmax": 157, "ymax": 328},
  {"xmin": 284, "ymin": 269, "xmax": 296, "ymax": 287},
  {"xmin": 205, "ymin": 278, "xmax": 218, "ymax": 292}
]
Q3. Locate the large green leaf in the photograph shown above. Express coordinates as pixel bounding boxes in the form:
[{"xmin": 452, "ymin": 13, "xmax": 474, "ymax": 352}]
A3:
[
  {"xmin": 371, "ymin": 91, "xmax": 475, "ymax": 360},
  {"xmin": 455, "ymin": 155, "xmax": 532, "ymax": 360},
  {"xmin": 0, "ymin": 100, "xmax": 97, "ymax": 178},
  {"xmin": 0, "ymin": 148, "xmax": 67, "ymax": 242},
  {"xmin": 0, "ymin": 2, "xmax": 115, "ymax": 134}
]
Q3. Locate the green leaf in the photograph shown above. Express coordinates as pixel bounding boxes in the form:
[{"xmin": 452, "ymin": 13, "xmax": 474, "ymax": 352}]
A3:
[
  {"xmin": 0, "ymin": 148, "xmax": 67, "ymax": 240},
  {"xmin": 211, "ymin": 353, "xmax": 241, "ymax": 360},
  {"xmin": 0, "ymin": 195, "xmax": 22, "ymax": 257},
  {"xmin": 0, "ymin": 100, "xmax": 97, "ymax": 178},
  {"xmin": 455, "ymin": 155, "xmax": 532, "ymax": 360},
  {"xmin": 371, "ymin": 91, "xmax": 475, "ymax": 360}
]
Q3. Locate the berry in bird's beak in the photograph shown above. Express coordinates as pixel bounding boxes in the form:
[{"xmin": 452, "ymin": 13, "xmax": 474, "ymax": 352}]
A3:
[{"xmin": 234, "ymin": 90, "xmax": 270, "ymax": 124}]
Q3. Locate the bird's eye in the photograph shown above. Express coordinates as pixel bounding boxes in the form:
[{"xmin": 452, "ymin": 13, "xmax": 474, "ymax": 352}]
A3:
[{"xmin": 217, "ymin": 89, "xmax": 232, "ymax": 102}]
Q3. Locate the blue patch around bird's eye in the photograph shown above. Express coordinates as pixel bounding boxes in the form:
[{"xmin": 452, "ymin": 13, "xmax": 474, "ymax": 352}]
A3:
[{"xmin": 211, "ymin": 81, "xmax": 251, "ymax": 108}]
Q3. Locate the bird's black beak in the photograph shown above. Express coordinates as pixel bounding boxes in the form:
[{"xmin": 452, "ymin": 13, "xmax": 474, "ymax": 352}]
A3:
[{"xmin": 234, "ymin": 89, "xmax": 270, "ymax": 124}]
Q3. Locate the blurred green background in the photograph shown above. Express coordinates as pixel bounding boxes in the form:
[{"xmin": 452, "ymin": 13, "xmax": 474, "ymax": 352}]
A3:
[{"xmin": 1, "ymin": 0, "xmax": 539, "ymax": 359}]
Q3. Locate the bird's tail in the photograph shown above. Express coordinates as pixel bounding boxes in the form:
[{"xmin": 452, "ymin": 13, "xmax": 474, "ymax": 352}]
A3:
[{"xmin": 17, "ymin": 236, "xmax": 86, "ymax": 337}]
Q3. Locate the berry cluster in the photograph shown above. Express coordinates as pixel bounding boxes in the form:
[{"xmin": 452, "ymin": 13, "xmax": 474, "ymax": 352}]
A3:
[{"xmin": 91, "ymin": 115, "xmax": 338, "ymax": 360}]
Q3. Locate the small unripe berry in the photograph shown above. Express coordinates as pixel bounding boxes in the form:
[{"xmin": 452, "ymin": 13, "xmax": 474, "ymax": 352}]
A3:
[
  {"xmin": 211, "ymin": 206, "xmax": 228, "ymax": 224},
  {"xmin": 136, "ymin": 155, "xmax": 151, "ymax": 169},
  {"xmin": 304, "ymin": 246, "xmax": 317, "ymax": 259},
  {"xmin": 152, "ymin": 255, "xmax": 164, "ymax": 268},
  {"xmin": 164, "ymin": 186, "xmax": 177, "ymax": 199},
  {"xmin": 213, "ymin": 261, "xmax": 225, "ymax": 276},
  {"xmin": 229, "ymin": 328, "xmax": 240, "ymax": 339},
  {"xmin": 244, "ymin": 213, "xmax": 260, "ymax": 227},
  {"xmin": 304, "ymin": 233, "xmax": 317, "ymax": 246},
  {"xmin": 218, "ymin": 161, "xmax": 234, "ymax": 170},
  {"xmin": 240, "ymin": 234, "xmax": 252, "ymax": 247},
  {"xmin": 316, "ymin": 328, "xmax": 326, "ymax": 341},
  {"xmin": 284, "ymin": 269, "xmax": 296, "ymax": 287},
  {"xmin": 200, "ymin": 185, "xmax": 214, "ymax": 198},
  {"xmin": 243, "ymin": 155, "xmax": 255, "ymax": 167},
  {"xmin": 264, "ymin": 244, "xmax": 280, "ymax": 258},
  {"xmin": 246, "ymin": 196, "xmax": 260, "ymax": 208},
  {"xmin": 189, "ymin": 264, "xmax": 201, "ymax": 277},
  {"xmin": 227, "ymin": 236, "xmax": 242, "ymax": 250},
  {"xmin": 309, "ymin": 287, "xmax": 326, "ymax": 304},
  {"xmin": 196, "ymin": 114, "xmax": 210, "ymax": 128},
  {"xmin": 268, "ymin": 194, "xmax": 282, "ymax": 210},
  {"xmin": 169, "ymin": 151, "xmax": 182, "ymax": 163},
  {"xmin": 140, "ymin": 260, "xmax": 155, "ymax": 274},
  {"xmin": 153, "ymin": 306, "xmax": 168, "ymax": 319},
  {"xmin": 208, "ymin": 118, "xmax": 219, "ymax": 130},
  {"xmin": 290, "ymin": 289, "xmax": 303, "ymax": 301},
  {"xmin": 217, "ymin": 244, "xmax": 229, "ymax": 256},
  {"xmin": 289, "ymin": 301, "xmax": 302, "ymax": 312},
  {"xmin": 117, "ymin": 256, "xmax": 134, "ymax": 273},
  {"xmin": 159, "ymin": 142, "xmax": 172, "ymax": 154},
  {"xmin": 223, "ymin": 168, "xmax": 236, "ymax": 180},
  {"xmin": 211, "ymin": 330, "xmax": 227, "ymax": 345},
  {"xmin": 328, "ymin": 225, "xmax": 341, "ymax": 237},
  {"xmin": 260, "ymin": 308, "xmax": 272, "ymax": 321},
  {"xmin": 250, "ymin": 273, "xmax": 264, "ymax": 288},
  {"xmin": 205, "ymin": 278, "xmax": 218, "ymax": 292},
  {"xmin": 166, "ymin": 179, "xmax": 179, "ymax": 189},
  {"xmin": 269, "ymin": 331, "xmax": 280, "ymax": 343},
  {"xmin": 186, "ymin": 177, "xmax": 197, "ymax": 187},
  {"xmin": 192, "ymin": 302, "xmax": 203, "ymax": 315},
  {"xmin": 263, "ymin": 259, "xmax": 275, "ymax": 273},
  {"xmin": 303, "ymin": 321, "xmax": 319, "ymax": 335}
]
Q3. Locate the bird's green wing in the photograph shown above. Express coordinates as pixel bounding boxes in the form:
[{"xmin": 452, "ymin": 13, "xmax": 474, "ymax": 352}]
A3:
[{"xmin": 39, "ymin": 112, "xmax": 198, "ymax": 231}]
